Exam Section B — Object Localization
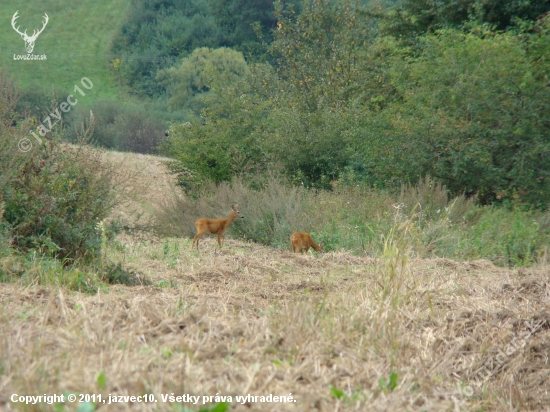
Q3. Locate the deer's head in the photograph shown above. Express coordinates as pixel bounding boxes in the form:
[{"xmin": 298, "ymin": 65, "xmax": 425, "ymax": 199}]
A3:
[
  {"xmin": 232, "ymin": 204, "xmax": 245, "ymax": 219},
  {"xmin": 12, "ymin": 11, "xmax": 49, "ymax": 54}
]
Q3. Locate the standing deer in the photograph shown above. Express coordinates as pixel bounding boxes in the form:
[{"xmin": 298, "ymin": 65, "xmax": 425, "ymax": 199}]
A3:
[
  {"xmin": 290, "ymin": 232, "xmax": 324, "ymax": 254},
  {"xmin": 192, "ymin": 204, "xmax": 244, "ymax": 250},
  {"xmin": 11, "ymin": 11, "xmax": 49, "ymax": 54}
]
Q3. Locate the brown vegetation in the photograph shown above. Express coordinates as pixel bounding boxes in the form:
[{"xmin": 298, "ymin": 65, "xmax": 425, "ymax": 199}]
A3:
[
  {"xmin": 1, "ymin": 232, "xmax": 549, "ymax": 411},
  {"xmin": 2, "ymin": 151, "xmax": 549, "ymax": 411}
]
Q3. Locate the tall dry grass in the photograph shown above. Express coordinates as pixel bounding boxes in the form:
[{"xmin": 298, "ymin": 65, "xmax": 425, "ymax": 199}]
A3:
[
  {"xmin": 154, "ymin": 176, "xmax": 310, "ymax": 247},
  {"xmin": 153, "ymin": 175, "xmax": 550, "ymax": 266}
]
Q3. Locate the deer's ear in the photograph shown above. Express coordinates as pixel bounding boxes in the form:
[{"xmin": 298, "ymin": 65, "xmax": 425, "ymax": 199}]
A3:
[
  {"xmin": 232, "ymin": 204, "xmax": 238, "ymax": 210},
  {"xmin": 20, "ymin": 34, "xmax": 25, "ymax": 40}
]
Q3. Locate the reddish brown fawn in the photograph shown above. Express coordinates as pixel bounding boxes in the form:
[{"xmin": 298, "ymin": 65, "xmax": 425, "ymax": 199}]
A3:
[
  {"xmin": 290, "ymin": 232, "xmax": 324, "ymax": 254},
  {"xmin": 192, "ymin": 204, "xmax": 244, "ymax": 250}
]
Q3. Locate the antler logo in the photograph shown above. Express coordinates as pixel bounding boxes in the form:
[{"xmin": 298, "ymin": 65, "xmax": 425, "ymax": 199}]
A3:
[{"xmin": 11, "ymin": 11, "xmax": 49, "ymax": 54}]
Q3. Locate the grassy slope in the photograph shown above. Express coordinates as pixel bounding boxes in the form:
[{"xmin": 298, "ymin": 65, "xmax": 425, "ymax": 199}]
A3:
[{"xmin": 0, "ymin": 0, "xmax": 129, "ymax": 101}]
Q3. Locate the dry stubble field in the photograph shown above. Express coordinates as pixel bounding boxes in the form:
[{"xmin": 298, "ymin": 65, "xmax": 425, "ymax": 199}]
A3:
[{"xmin": 1, "ymin": 151, "xmax": 550, "ymax": 412}]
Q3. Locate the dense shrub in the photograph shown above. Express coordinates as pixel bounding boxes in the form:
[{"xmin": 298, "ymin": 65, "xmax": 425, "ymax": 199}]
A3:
[
  {"xmin": 0, "ymin": 71, "xmax": 118, "ymax": 264},
  {"xmin": 110, "ymin": 0, "xmax": 278, "ymax": 97},
  {"xmin": 157, "ymin": 47, "xmax": 249, "ymax": 113},
  {"xmin": 2, "ymin": 141, "xmax": 117, "ymax": 262},
  {"xmin": 381, "ymin": 0, "xmax": 550, "ymax": 40},
  {"xmin": 357, "ymin": 25, "xmax": 550, "ymax": 206},
  {"xmin": 162, "ymin": 71, "xmax": 268, "ymax": 191}
]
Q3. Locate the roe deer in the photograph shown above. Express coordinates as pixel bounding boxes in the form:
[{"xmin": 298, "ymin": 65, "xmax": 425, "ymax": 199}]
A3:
[
  {"xmin": 192, "ymin": 204, "xmax": 244, "ymax": 250},
  {"xmin": 290, "ymin": 232, "xmax": 324, "ymax": 254}
]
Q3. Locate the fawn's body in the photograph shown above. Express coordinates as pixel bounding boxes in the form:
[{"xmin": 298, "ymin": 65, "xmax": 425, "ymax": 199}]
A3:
[
  {"xmin": 192, "ymin": 204, "xmax": 244, "ymax": 250},
  {"xmin": 290, "ymin": 232, "xmax": 324, "ymax": 254}
]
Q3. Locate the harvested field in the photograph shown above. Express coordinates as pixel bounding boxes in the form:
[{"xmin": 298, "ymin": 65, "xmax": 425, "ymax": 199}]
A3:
[{"xmin": 1, "ymin": 234, "xmax": 549, "ymax": 411}]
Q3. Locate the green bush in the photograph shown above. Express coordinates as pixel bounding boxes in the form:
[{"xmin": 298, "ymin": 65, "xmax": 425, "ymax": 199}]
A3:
[
  {"xmin": 2, "ymin": 141, "xmax": 116, "ymax": 262},
  {"xmin": 357, "ymin": 23, "xmax": 550, "ymax": 206},
  {"xmin": 1, "ymin": 98, "xmax": 117, "ymax": 263},
  {"xmin": 381, "ymin": 0, "xmax": 550, "ymax": 41},
  {"xmin": 461, "ymin": 206, "xmax": 550, "ymax": 266}
]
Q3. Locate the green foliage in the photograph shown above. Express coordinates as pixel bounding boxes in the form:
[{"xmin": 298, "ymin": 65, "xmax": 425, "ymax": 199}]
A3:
[
  {"xmin": 379, "ymin": 371, "xmax": 399, "ymax": 392},
  {"xmin": 246, "ymin": 0, "xmax": 396, "ymax": 187},
  {"xmin": 157, "ymin": 47, "xmax": 249, "ymax": 114},
  {"xmin": 110, "ymin": 0, "xmax": 279, "ymax": 97},
  {"xmin": 262, "ymin": 109, "xmax": 354, "ymax": 189},
  {"xmin": 268, "ymin": 0, "xmax": 380, "ymax": 111},
  {"xmin": 2, "ymin": 141, "xmax": 116, "ymax": 261},
  {"xmin": 381, "ymin": 0, "xmax": 550, "ymax": 41},
  {"xmin": 110, "ymin": 0, "xmax": 219, "ymax": 96},
  {"xmin": 96, "ymin": 372, "xmax": 107, "ymax": 390},
  {"xmin": 1, "ymin": 80, "xmax": 117, "ymax": 263},
  {"xmin": 162, "ymin": 67, "xmax": 268, "ymax": 191},
  {"xmin": 356, "ymin": 22, "xmax": 550, "ymax": 206},
  {"xmin": 462, "ymin": 206, "xmax": 550, "ymax": 266},
  {"xmin": 330, "ymin": 386, "xmax": 346, "ymax": 399},
  {"xmin": 200, "ymin": 403, "xmax": 229, "ymax": 412},
  {"xmin": 0, "ymin": 254, "xmax": 103, "ymax": 294},
  {"xmin": 209, "ymin": 0, "xmax": 278, "ymax": 55}
]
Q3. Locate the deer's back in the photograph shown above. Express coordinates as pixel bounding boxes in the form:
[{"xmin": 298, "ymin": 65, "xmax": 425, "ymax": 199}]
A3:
[{"xmin": 291, "ymin": 232, "xmax": 312, "ymax": 246}]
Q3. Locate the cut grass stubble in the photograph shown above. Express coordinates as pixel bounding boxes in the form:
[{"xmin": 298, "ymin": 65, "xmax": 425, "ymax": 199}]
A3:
[{"xmin": 2, "ymin": 219, "xmax": 549, "ymax": 411}]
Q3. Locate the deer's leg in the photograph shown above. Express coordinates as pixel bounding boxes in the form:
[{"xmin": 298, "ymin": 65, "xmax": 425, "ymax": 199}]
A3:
[
  {"xmin": 192, "ymin": 232, "xmax": 204, "ymax": 250},
  {"xmin": 217, "ymin": 233, "xmax": 223, "ymax": 249}
]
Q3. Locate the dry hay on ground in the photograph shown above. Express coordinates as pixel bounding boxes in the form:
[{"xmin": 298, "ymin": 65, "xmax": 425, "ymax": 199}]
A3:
[
  {"xmin": 102, "ymin": 150, "xmax": 179, "ymax": 227},
  {"xmin": 1, "ymin": 237, "xmax": 549, "ymax": 411}
]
